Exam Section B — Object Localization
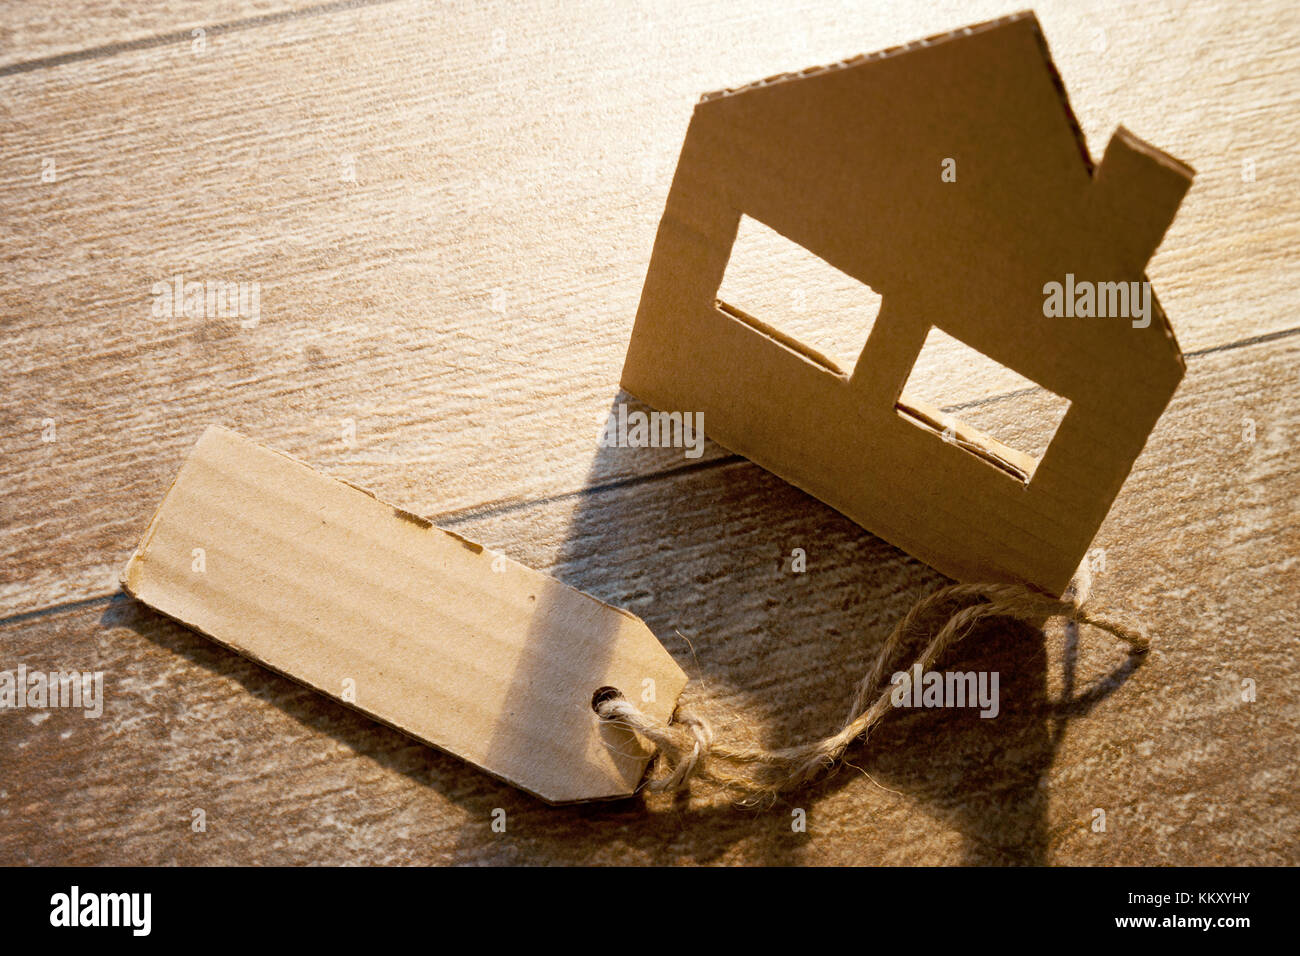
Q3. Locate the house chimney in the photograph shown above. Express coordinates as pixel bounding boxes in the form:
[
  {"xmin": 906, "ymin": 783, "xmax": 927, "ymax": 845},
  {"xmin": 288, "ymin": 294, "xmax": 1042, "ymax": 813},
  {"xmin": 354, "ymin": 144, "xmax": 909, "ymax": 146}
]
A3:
[{"xmin": 1089, "ymin": 126, "xmax": 1195, "ymax": 270}]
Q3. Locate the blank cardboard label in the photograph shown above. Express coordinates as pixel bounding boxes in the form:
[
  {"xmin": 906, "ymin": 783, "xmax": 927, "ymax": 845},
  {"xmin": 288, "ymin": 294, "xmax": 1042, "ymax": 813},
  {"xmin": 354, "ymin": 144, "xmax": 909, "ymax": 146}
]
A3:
[{"xmin": 121, "ymin": 425, "xmax": 687, "ymax": 803}]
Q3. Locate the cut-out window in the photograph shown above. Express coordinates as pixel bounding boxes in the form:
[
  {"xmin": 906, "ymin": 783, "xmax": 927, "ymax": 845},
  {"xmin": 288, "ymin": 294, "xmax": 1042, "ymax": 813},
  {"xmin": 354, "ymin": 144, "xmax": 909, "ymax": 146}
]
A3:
[
  {"xmin": 716, "ymin": 214, "xmax": 882, "ymax": 376},
  {"xmin": 896, "ymin": 327, "xmax": 1071, "ymax": 484}
]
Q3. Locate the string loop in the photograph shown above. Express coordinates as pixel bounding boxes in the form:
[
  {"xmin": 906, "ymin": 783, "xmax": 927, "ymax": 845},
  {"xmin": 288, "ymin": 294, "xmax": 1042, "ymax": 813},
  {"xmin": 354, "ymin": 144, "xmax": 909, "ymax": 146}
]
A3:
[{"xmin": 594, "ymin": 579, "xmax": 1148, "ymax": 802}]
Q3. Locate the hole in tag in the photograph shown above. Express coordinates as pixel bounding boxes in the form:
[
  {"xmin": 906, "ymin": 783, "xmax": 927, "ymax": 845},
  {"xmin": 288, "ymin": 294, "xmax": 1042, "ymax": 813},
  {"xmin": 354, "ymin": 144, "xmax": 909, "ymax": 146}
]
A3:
[{"xmin": 592, "ymin": 685, "xmax": 625, "ymax": 714}]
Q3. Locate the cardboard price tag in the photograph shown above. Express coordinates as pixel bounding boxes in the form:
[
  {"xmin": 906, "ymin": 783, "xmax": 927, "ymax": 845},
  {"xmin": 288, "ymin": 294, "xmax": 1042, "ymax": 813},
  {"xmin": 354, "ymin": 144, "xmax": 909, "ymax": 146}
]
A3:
[{"xmin": 121, "ymin": 426, "xmax": 687, "ymax": 803}]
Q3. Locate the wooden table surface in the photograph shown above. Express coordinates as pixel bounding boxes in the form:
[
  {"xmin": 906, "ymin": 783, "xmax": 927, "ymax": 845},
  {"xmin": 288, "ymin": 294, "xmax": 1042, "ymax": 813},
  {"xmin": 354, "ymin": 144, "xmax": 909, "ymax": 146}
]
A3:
[{"xmin": 1, "ymin": 0, "xmax": 1296, "ymax": 865}]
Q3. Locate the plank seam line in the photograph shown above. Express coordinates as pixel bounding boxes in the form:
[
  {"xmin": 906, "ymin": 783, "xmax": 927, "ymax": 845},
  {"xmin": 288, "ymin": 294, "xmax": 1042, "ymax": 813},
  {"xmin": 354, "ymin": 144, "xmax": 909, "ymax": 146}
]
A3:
[
  {"xmin": 1183, "ymin": 325, "xmax": 1299, "ymax": 358},
  {"xmin": 438, "ymin": 324, "xmax": 1300, "ymax": 522},
  {"xmin": 0, "ymin": 0, "xmax": 405, "ymax": 78},
  {"xmin": 437, "ymin": 454, "xmax": 743, "ymax": 528},
  {"xmin": 0, "ymin": 592, "xmax": 119, "ymax": 627}
]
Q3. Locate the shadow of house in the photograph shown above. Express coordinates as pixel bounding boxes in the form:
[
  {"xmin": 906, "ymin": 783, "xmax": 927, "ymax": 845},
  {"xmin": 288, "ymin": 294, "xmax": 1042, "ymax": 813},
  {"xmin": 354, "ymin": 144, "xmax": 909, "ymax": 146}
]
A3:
[{"xmin": 455, "ymin": 391, "xmax": 1145, "ymax": 865}]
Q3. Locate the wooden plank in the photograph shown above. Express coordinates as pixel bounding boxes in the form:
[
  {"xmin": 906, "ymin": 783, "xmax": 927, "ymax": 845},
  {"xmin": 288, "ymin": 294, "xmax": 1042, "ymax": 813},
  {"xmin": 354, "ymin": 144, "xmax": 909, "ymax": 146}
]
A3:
[
  {"xmin": 2, "ymin": 337, "xmax": 1294, "ymax": 864},
  {"xmin": 0, "ymin": 1, "xmax": 329, "ymax": 71},
  {"xmin": 3, "ymin": 0, "xmax": 1297, "ymax": 613}
]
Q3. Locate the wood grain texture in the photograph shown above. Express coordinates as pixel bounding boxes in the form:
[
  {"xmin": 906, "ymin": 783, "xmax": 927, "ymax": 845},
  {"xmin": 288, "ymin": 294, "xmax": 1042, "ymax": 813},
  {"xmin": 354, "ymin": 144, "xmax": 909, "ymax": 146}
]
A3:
[
  {"xmin": 2, "ymin": 337, "xmax": 1295, "ymax": 864},
  {"xmin": 2, "ymin": 0, "xmax": 1297, "ymax": 614},
  {"xmin": 0, "ymin": 0, "xmax": 331, "ymax": 70}
]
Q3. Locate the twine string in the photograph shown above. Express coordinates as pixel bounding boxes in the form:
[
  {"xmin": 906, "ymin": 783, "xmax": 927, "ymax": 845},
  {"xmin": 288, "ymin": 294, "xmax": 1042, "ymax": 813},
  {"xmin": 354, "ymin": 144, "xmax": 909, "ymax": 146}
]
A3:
[{"xmin": 594, "ymin": 579, "xmax": 1148, "ymax": 801}]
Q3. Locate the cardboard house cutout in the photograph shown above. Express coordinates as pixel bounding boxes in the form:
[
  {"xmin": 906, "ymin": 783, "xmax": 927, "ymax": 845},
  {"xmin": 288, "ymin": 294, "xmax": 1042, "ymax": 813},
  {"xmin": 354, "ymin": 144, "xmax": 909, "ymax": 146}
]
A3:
[{"xmin": 622, "ymin": 11, "xmax": 1194, "ymax": 596}]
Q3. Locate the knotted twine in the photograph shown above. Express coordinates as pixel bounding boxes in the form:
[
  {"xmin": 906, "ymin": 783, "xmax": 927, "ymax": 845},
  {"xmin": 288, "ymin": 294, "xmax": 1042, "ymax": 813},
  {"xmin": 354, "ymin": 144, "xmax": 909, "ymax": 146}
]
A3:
[{"xmin": 594, "ymin": 574, "xmax": 1148, "ymax": 803}]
